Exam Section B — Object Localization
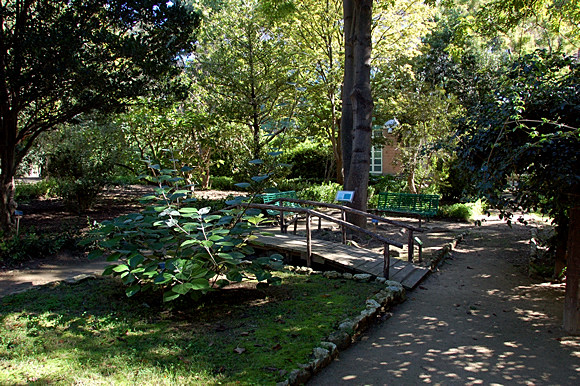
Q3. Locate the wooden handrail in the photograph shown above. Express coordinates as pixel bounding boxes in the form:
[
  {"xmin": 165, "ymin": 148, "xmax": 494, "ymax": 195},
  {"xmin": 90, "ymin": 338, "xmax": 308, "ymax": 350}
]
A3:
[
  {"xmin": 265, "ymin": 197, "xmax": 424, "ymax": 232},
  {"xmin": 245, "ymin": 197, "xmax": 423, "ymax": 262},
  {"xmin": 238, "ymin": 201, "xmax": 423, "ymax": 278}
]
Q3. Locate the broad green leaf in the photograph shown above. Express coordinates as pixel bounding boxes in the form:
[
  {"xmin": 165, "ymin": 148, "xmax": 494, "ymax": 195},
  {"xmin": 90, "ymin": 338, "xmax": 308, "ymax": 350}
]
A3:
[
  {"xmin": 126, "ymin": 285, "xmax": 141, "ymax": 297},
  {"xmin": 189, "ymin": 278, "xmax": 211, "ymax": 290},
  {"xmin": 163, "ymin": 291, "xmax": 180, "ymax": 302},
  {"xmin": 251, "ymin": 175, "xmax": 269, "ymax": 183},
  {"xmin": 154, "ymin": 272, "xmax": 173, "ymax": 284},
  {"xmin": 181, "ymin": 239, "xmax": 199, "ymax": 248},
  {"xmin": 102, "ymin": 265, "xmax": 116, "ymax": 276},
  {"xmin": 225, "ymin": 197, "xmax": 245, "ymax": 205},
  {"xmin": 172, "ymin": 283, "xmax": 193, "ymax": 295},
  {"xmin": 87, "ymin": 249, "xmax": 104, "ymax": 260},
  {"xmin": 112, "ymin": 264, "xmax": 129, "ymax": 273},
  {"xmin": 128, "ymin": 255, "xmax": 145, "ymax": 269},
  {"xmin": 234, "ymin": 182, "xmax": 251, "ymax": 189},
  {"xmin": 179, "ymin": 207, "xmax": 199, "ymax": 214},
  {"xmin": 249, "ymin": 159, "xmax": 264, "ymax": 164}
]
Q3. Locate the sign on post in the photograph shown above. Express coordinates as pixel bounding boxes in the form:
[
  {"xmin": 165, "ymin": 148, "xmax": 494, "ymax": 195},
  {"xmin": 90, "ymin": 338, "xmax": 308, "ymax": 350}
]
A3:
[{"xmin": 335, "ymin": 190, "xmax": 355, "ymax": 203}]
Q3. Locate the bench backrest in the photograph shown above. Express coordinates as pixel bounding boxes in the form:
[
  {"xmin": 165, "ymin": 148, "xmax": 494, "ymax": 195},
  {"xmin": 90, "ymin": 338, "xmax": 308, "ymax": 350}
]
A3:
[
  {"xmin": 262, "ymin": 190, "xmax": 298, "ymax": 204},
  {"xmin": 377, "ymin": 192, "xmax": 439, "ymax": 215},
  {"xmin": 261, "ymin": 191, "xmax": 301, "ymax": 215}
]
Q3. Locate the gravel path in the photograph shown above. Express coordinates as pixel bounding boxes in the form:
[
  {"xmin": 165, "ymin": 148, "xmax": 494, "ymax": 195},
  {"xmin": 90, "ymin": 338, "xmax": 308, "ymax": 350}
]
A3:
[{"xmin": 309, "ymin": 218, "xmax": 579, "ymax": 385}]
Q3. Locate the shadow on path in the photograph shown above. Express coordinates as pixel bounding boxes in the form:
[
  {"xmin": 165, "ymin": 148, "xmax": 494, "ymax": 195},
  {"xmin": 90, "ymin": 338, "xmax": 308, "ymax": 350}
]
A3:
[{"xmin": 309, "ymin": 219, "xmax": 580, "ymax": 385}]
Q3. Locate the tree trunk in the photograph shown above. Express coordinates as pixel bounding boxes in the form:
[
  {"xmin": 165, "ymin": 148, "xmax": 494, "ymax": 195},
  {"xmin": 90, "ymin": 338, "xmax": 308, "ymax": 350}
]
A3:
[
  {"xmin": 344, "ymin": 0, "xmax": 373, "ymax": 228},
  {"xmin": 564, "ymin": 206, "xmax": 580, "ymax": 334},
  {"xmin": 0, "ymin": 120, "xmax": 18, "ymax": 233},
  {"xmin": 341, "ymin": 0, "xmax": 355, "ymax": 184},
  {"xmin": 554, "ymin": 217, "xmax": 569, "ymax": 278}
]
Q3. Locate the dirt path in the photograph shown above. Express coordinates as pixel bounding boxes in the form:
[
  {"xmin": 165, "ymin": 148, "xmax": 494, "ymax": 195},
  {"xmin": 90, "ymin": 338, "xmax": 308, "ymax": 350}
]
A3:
[
  {"xmin": 0, "ymin": 251, "xmax": 110, "ymax": 298},
  {"xmin": 309, "ymin": 218, "xmax": 580, "ymax": 385}
]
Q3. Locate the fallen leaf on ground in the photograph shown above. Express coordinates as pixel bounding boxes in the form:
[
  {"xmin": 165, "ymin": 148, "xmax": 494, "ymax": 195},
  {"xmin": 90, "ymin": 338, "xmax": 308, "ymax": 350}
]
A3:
[{"xmin": 233, "ymin": 347, "xmax": 246, "ymax": 354}]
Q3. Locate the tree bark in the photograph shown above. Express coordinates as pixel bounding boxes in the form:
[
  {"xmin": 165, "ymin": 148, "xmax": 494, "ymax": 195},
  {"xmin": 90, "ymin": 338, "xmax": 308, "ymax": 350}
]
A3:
[
  {"xmin": 564, "ymin": 206, "xmax": 580, "ymax": 334},
  {"xmin": 343, "ymin": 0, "xmax": 373, "ymax": 228},
  {"xmin": 0, "ymin": 119, "xmax": 18, "ymax": 232},
  {"xmin": 341, "ymin": 0, "xmax": 355, "ymax": 183}
]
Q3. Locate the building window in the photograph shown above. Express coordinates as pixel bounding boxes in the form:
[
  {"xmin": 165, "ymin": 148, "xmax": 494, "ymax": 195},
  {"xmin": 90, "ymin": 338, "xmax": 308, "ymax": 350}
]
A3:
[{"xmin": 370, "ymin": 130, "xmax": 382, "ymax": 174}]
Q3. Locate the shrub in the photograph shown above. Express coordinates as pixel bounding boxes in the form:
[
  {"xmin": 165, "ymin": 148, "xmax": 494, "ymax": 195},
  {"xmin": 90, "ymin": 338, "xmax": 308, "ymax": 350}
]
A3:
[
  {"xmin": 44, "ymin": 117, "xmax": 123, "ymax": 212},
  {"xmin": 0, "ymin": 228, "xmax": 75, "ymax": 263},
  {"xmin": 438, "ymin": 200, "xmax": 486, "ymax": 222},
  {"xmin": 285, "ymin": 144, "xmax": 334, "ymax": 180},
  {"xmin": 298, "ymin": 182, "xmax": 342, "ymax": 203},
  {"xmin": 14, "ymin": 179, "xmax": 59, "ymax": 202},
  {"xmin": 209, "ymin": 176, "xmax": 238, "ymax": 191},
  {"xmin": 82, "ymin": 162, "xmax": 282, "ymax": 302}
]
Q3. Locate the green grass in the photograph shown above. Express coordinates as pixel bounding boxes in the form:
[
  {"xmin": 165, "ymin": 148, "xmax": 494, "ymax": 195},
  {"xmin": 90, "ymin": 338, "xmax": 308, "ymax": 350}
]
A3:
[{"xmin": 0, "ymin": 272, "xmax": 384, "ymax": 385}]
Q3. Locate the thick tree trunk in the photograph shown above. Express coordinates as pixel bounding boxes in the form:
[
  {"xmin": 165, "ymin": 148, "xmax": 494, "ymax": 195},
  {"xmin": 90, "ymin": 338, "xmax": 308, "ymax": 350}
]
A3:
[
  {"xmin": 554, "ymin": 218, "xmax": 569, "ymax": 278},
  {"xmin": 563, "ymin": 206, "xmax": 580, "ymax": 334},
  {"xmin": 344, "ymin": 0, "xmax": 373, "ymax": 228},
  {"xmin": 341, "ymin": 0, "xmax": 355, "ymax": 184},
  {"xmin": 0, "ymin": 120, "xmax": 18, "ymax": 232}
]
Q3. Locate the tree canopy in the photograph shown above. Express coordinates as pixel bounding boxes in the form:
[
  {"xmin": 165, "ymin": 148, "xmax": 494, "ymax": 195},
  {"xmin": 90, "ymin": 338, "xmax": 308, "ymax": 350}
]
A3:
[{"xmin": 0, "ymin": 0, "xmax": 199, "ymax": 231}]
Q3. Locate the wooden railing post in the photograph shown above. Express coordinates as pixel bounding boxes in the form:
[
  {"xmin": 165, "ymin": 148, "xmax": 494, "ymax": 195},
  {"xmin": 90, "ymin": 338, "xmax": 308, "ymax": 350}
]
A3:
[
  {"xmin": 383, "ymin": 243, "xmax": 390, "ymax": 279},
  {"xmin": 280, "ymin": 211, "xmax": 285, "ymax": 233},
  {"xmin": 408, "ymin": 230, "xmax": 414, "ymax": 262},
  {"xmin": 341, "ymin": 209, "xmax": 347, "ymax": 244},
  {"xmin": 306, "ymin": 212, "xmax": 312, "ymax": 267}
]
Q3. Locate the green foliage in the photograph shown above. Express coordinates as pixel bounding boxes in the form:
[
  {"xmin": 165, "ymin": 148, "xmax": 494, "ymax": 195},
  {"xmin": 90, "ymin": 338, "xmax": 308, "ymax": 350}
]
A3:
[
  {"xmin": 45, "ymin": 118, "xmax": 122, "ymax": 212},
  {"xmin": 438, "ymin": 200, "xmax": 486, "ymax": 222},
  {"xmin": 14, "ymin": 179, "xmax": 59, "ymax": 202},
  {"xmin": 367, "ymin": 174, "xmax": 408, "ymax": 207},
  {"xmin": 297, "ymin": 182, "xmax": 342, "ymax": 203},
  {"xmin": 455, "ymin": 50, "xmax": 579, "ymax": 229},
  {"xmin": 82, "ymin": 162, "xmax": 282, "ymax": 302},
  {"xmin": 284, "ymin": 143, "xmax": 334, "ymax": 180},
  {"xmin": 0, "ymin": 228, "xmax": 75, "ymax": 263},
  {"xmin": 0, "ymin": 0, "xmax": 199, "ymax": 231},
  {"xmin": 209, "ymin": 176, "xmax": 238, "ymax": 191}
]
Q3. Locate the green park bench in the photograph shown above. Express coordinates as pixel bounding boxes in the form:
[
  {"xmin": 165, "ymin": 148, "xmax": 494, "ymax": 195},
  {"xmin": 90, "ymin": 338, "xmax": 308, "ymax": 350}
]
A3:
[
  {"xmin": 261, "ymin": 191, "xmax": 307, "ymax": 233},
  {"xmin": 376, "ymin": 192, "xmax": 439, "ymax": 227}
]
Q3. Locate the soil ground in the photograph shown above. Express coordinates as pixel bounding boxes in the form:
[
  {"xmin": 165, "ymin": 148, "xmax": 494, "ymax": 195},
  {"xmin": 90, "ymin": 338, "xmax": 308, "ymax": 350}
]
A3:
[{"xmin": 2, "ymin": 187, "xmax": 578, "ymax": 384}]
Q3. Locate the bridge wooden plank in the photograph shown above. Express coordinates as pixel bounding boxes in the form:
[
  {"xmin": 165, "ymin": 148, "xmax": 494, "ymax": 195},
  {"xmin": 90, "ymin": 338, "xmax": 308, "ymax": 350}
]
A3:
[
  {"xmin": 251, "ymin": 233, "xmax": 429, "ymax": 289},
  {"xmin": 399, "ymin": 266, "xmax": 430, "ymax": 289}
]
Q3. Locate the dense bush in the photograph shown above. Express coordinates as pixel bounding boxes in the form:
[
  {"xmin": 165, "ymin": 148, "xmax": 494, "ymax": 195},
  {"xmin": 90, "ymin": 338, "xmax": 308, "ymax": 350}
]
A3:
[
  {"xmin": 14, "ymin": 179, "xmax": 60, "ymax": 202},
  {"xmin": 45, "ymin": 121, "xmax": 123, "ymax": 212},
  {"xmin": 0, "ymin": 228, "xmax": 76, "ymax": 263},
  {"xmin": 209, "ymin": 176, "xmax": 238, "ymax": 191},
  {"xmin": 284, "ymin": 144, "xmax": 334, "ymax": 181},
  {"xmin": 297, "ymin": 182, "xmax": 342, "ymax": 203},
  {"xmin": 437, "ymin": 200, "xmax": 486, "ymax": 222},
  {"xmin": 367, "ymin": 174, "xmax": 407, "ymax": 207}
]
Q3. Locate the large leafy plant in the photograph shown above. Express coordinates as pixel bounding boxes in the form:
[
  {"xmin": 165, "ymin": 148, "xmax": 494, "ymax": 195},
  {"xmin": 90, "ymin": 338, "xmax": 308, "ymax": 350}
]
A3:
[{"xmin": 83, "ymin": 161, "xmax": 282, "ymax": 302}]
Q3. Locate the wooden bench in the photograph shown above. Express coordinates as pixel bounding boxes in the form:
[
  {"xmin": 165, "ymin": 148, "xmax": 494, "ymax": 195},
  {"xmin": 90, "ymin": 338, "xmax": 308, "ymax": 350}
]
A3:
[
  {"xmin": 376, "ymin": 192, "xmax": 439, "ymax": 227},
  {"xmin": 261, "ymin": 191, "xmax": 306, "ymax": 233}
]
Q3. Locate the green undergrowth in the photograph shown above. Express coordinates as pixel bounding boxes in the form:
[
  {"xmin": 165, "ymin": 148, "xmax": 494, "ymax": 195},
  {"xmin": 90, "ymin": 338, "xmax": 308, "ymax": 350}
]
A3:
[
  {"xmin": 438, "ymin": 200, "xmax": 486, "ymax": 222},
  {"xmin": 0, "ymin": 272, "xmax": 384, "ymax": 385}
]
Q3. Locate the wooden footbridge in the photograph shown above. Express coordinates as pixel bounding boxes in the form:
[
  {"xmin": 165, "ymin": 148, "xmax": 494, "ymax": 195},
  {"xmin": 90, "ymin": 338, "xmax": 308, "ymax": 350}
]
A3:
[{"xmin": 240, "ymin": 197, "xmax": 431, "ymax": 290}]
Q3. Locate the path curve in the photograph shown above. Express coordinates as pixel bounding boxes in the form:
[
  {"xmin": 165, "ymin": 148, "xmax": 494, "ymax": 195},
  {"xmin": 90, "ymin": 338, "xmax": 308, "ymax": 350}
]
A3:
[{"xmin": 309, "ymin": 219, "xmax": 579, "ymax": 385}]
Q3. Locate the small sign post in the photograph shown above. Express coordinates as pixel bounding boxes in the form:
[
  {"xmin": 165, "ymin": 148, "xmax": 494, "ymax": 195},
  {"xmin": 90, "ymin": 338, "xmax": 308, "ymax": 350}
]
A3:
[{"xmin": 335, "ymin": 190, "xmax": 355, "ymax": 203}]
